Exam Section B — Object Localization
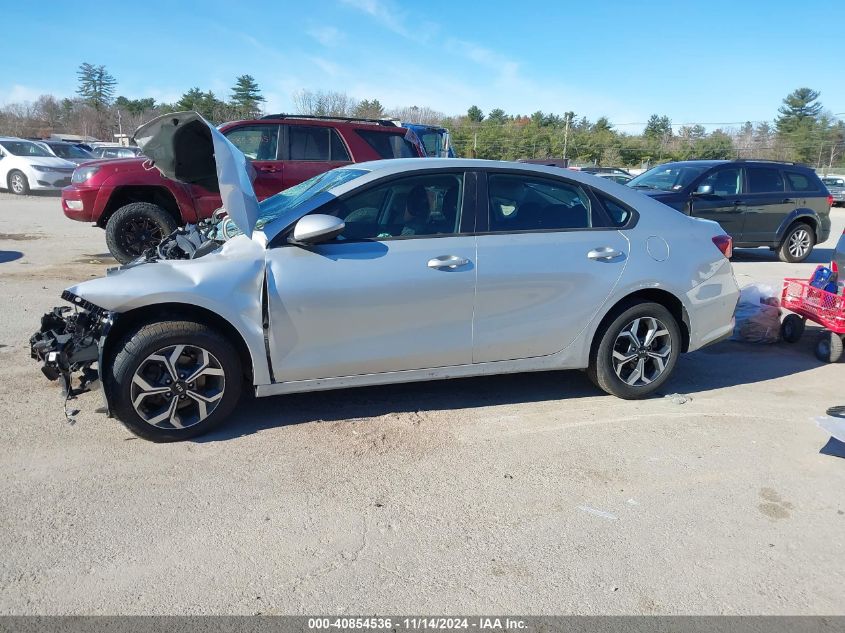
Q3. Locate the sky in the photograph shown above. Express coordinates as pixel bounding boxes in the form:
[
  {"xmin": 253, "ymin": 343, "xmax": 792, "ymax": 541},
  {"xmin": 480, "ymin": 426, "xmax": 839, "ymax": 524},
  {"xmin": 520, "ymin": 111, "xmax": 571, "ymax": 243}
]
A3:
[{"xmin": 2, "ymin": 0, "xmax": 844, "ymax": 132}]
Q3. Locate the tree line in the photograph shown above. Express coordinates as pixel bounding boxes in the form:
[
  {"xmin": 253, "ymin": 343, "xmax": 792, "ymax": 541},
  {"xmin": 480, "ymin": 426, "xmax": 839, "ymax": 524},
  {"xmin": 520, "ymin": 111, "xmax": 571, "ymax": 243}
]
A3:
[{"xmin": 0, "ymin": 63, "xmax": 842, "ymax": 169}]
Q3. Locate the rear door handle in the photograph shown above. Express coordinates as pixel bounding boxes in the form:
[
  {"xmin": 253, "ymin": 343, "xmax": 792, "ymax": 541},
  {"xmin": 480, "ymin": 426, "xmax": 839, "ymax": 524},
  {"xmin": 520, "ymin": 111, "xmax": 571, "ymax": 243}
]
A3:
[
  {"xmin": 259, "ymin": 166, "xmax": 280, "ymax": 173},
  {"xmin": 428, "ymin": 255, "xmax": 470, "ymax": 269},
  {"xmin": 587, "ymin": 247, "xmax": 624, "ymax": 261}
]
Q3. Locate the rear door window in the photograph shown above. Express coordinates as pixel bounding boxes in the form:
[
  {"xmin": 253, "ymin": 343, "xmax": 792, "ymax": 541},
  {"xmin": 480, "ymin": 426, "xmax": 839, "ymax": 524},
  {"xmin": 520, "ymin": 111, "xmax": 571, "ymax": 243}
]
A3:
[
  {"xmin": 224, "ymin": 124, "xmax": 280, "ymax": 160},
  {"xmin": 356, "ymin": 130, "xmax": 418, "ymax": 158},
  {"xmin": 287, "ymin": 126, "xmax": 351, "ymax": 162},
  {"xmin": 785, "ymin": 171, "xmax": 820, "ymax": 192},
  {"xmin": 746, "ymin": 167, "xmax": 784, "ymax": 194},
  {"xmin": 487, "ymin": 173, "xmax": 600, "ymax": 231}
]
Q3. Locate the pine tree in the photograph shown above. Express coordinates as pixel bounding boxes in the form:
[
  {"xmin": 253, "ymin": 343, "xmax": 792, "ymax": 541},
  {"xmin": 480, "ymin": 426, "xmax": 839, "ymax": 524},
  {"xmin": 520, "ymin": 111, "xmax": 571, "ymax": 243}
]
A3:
[
  {"xmin": 76, "ymin": 63, "xmax": 116, "ymax": 111},
  {"xmin": 230, "ymin": 75, "xmax": 266, "ymax": 118}
]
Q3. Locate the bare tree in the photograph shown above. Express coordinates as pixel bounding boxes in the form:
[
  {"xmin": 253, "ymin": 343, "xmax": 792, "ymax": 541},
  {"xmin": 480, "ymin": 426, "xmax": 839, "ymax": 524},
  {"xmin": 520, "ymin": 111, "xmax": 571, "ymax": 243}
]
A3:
[
  {"xmin": 292, "ymin": 90, "xmax": 357, "ymax": 117},
  {"xmin": 389, "ymin": 105, "xmax": 445, "ymax": 125}
]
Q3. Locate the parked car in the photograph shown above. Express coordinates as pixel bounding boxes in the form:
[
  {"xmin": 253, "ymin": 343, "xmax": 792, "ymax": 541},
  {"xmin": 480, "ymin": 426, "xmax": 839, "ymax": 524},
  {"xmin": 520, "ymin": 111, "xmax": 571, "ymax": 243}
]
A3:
[
  {"xmin": 90, "ymin": 145, "xmax": 144, "ymax": 159},
  {"xmin": 628, "ymin": 160, "xmax": 832, "ymax": 262},
  {"xmin": 38, "ymin": 140, "xmax": 96, "ymax": 165},
  {"xmin": 30, "ymin": 112, "xmax": 739, "ymax": 441},
  {"xmin": 402, "ymin": 123, "xmax": 455, "ymax": 157},
  {"xmin": 579, "ymin": 166, "xmax": 632, "ymax": 177},
  {"xmin": 822, "ymin": 176, "xmax": 845, "ymax": 206},
  {"xmin": 62, "ymin": 113, "xmax": 425, "ymax": 263},
  {"xmin": 594, "ymin": 173, "xmax": 633, "ymax": 185},
  {"xmin": 834, "ymin": 228, "xmax": 845, "ymax": 274},
  {"xmin": 0, "ymin": 137, "xmax": 77, "ymax": 195}
]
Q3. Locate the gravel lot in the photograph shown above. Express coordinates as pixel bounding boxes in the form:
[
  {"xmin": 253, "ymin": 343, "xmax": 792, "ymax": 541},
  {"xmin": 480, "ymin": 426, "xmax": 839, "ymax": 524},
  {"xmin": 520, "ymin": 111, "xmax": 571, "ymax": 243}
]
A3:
[{"xmin": 0, "ymin": 191, "xmax": 843, "ymax": 615}]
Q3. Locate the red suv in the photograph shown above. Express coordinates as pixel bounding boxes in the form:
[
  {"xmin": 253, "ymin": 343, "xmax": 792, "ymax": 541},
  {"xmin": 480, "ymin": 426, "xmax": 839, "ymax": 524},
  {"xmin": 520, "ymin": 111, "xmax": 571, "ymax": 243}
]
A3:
[{"xmin": 62, "ymin": 115, "xmax": 423, "ymax": 263}]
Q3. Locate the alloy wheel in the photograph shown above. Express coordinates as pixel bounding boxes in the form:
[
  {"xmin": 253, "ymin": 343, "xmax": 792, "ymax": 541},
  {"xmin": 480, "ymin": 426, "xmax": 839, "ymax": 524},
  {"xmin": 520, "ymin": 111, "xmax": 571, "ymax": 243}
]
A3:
[
  {"xmin": 121, "ymin": 217, "xmax": 164, "ymax": 257},
  {"xmin": 611, "ymin": 317, "xmax": 672, "ymax": 387},
  {"xmin": 788, "ymin": 228, "xmax": 811, "ymax": 259},
  {"xmin": 131, "ymin": 344, "xmax": 225, "ymax": 429},
  {"xmin": 10, "ymin": 173, "xmax": 25, "ymax": 194}
]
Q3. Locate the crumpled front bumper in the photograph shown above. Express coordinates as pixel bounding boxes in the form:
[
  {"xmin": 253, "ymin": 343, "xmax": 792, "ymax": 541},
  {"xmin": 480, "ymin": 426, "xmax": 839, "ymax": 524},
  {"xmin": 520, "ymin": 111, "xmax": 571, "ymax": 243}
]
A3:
[{"xmin": 30, "ymin": 291, "xmax": 115, "ymax": 413}]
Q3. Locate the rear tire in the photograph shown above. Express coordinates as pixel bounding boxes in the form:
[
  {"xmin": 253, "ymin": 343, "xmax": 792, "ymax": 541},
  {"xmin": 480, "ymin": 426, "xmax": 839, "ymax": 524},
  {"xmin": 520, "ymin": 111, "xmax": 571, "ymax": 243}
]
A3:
[
  {"xmin": 106, "ymin": 320, "xmax": 243, "ymax": 441},
  {"xmin": 8, "ymin": 170, "xmax": 29, "ymax": 195},
  {"xmin": 815, "ymin": 331, "xmax": 843, "ymax": 363},
  {"xmin": 780, "ymin": 314, "xmax": 805, "ymax": 343},
  {"xmin": 778, "ymin": 222, "xmax": 814, "ymax": 263},
  {"xmin": 105, "ymin": 202, "xmax": 178, "ymax": 264},
  {"xmin": 587, "ymin": 301, "xmax": 682, "ymax": 399}
]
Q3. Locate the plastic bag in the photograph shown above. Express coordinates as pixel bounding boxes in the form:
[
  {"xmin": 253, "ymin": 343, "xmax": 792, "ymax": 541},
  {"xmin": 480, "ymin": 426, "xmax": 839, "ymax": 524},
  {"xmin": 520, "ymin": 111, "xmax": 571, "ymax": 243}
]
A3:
[{"xmin": 732, "ymin": 283, "xmax": 781, "ymax": 344}]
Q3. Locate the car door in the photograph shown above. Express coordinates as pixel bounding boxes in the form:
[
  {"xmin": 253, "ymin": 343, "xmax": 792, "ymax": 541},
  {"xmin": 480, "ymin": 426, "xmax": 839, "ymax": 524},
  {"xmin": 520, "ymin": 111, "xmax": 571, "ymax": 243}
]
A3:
[
  {"xmin": 265, "ymin": 170, "xmax": 476, "ymax": 382},
  {"xmin": 689, "ymin": 166, "xmax": 746, "ymax": 240},
  {"xmin": 742, "ymin": 167, "xmax": 790, "ymax": 243},
  {"xmin": 472, "ymin": 171, "xmax": 628, "ymax": 363}
]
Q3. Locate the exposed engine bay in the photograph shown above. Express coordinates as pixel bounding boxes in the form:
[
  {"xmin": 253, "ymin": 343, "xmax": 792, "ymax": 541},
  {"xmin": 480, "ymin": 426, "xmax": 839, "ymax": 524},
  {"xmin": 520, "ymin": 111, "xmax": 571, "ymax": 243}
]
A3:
[{"xmin": 140, "ymin": 209, "xmax": 232, "ymax": 263}]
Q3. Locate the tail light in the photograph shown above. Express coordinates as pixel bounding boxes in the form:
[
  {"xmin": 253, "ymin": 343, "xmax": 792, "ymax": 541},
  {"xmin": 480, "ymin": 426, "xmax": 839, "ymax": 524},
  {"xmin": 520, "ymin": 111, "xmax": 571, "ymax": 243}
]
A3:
[
  {"xmin": 828, "ymin": 194, "xmax": 834, "ymax": 208},
  {"xmin": 712, "ymin": 234, "xmax": 733, "ymax": 258},
  {"xmin": 832, "ymin": 260, "xmax": 839, "ymax": 275}
]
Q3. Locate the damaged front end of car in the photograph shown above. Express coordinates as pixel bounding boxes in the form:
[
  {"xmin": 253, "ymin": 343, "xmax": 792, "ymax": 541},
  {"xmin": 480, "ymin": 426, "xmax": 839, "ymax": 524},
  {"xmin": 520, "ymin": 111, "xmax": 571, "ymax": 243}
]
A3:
[{"xmin": 30, "ymin": 291, "xmax": 115, "ymax": 410}]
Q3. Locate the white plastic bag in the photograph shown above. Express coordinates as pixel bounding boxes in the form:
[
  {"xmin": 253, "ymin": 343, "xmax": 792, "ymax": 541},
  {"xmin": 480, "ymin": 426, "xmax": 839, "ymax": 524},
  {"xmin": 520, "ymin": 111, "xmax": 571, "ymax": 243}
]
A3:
[{"xmin": 732, "ymin": 283, "xmax": 781, "ymax": 344}]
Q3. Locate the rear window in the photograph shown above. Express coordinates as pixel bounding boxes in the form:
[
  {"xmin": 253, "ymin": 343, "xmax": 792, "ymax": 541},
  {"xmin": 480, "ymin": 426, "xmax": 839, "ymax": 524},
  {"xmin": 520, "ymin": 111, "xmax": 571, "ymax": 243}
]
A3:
[
  {"xmin": 746, "ymin": 167, "xmax": 784, "ymax": 194},
  {"xmin": 785, "ymin": 171, "xmax": 820, "ymax": 192},
  {"xmin": 356, "ymin": 130, "xmax": 418, "ymax": 159}
]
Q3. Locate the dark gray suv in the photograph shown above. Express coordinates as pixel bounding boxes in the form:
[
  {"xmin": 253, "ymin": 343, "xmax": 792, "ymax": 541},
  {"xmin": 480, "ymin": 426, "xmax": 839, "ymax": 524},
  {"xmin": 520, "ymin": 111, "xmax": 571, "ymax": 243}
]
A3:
[{"xmin": 628, "ymin": 159, "xmax": 832, "ymax": 262}]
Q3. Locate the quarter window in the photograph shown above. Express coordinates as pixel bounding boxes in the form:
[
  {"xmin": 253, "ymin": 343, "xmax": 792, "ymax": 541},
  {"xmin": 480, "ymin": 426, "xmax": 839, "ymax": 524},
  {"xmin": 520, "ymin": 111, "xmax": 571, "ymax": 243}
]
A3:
[
  {"xmin": 487, "ymin": 173, "xmax": 597, "ymax": 231},
  {"xmin": 224, "ymin": 125, "xmax": 279, "ymax": 160},
  {"xmin": 317, "ymin": 173, "xmax": 464, "ymax": 240},
  {"xmin": 356, "ymin": 130, "xmax": 418, "ymax": 158},
  {"xmin": 746, "ymin": 167, "xmax": 784, "ymax": 194},
  {"xmin": 785, "ymin": 171, "xmax": 819, "ymax": 192}
]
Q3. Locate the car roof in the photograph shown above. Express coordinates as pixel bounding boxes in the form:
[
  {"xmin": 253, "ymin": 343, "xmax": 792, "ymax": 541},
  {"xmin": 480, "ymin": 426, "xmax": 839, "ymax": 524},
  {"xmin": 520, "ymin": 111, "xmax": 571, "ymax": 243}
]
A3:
[{"xmin": 349, "ymin": 157, "xmax": 619, "ymax": 184}]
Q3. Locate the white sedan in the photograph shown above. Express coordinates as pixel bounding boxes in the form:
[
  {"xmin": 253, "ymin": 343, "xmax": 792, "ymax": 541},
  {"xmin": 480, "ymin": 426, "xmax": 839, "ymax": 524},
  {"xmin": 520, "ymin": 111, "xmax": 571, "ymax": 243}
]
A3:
[
  {"xmin": 0, "ymin": 137, "xmax": 77, "ymax": 194},
  {"xmin": 30, "ymin": 112, "xmax": 740, "ymax": 441}
]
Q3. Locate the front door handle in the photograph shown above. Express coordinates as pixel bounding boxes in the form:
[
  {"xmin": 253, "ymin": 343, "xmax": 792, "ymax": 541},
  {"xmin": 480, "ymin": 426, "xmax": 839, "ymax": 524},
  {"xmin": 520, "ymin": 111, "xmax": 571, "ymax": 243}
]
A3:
[
  {"xmin": 258, "ymin": 165, "xmax": 279, "ymax": 173},
  {"xmin": 428, "ymin": 255, "xmax": 470, "ymax": 269},
  {"xmin": 587, "ymin": 247, "xmax": 624, "ymax": 261}
]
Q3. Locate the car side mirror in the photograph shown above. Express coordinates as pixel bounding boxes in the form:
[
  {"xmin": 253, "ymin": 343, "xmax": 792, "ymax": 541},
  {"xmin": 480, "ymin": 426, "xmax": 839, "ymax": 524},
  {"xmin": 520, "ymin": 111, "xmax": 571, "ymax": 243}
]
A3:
[
  {"xmin": 693, "ymin": 184, "xmax": 714, "ymax": 196},
  {"xmin": 290, "ymin": 214, "xmax": 345, "ymax": 245}
]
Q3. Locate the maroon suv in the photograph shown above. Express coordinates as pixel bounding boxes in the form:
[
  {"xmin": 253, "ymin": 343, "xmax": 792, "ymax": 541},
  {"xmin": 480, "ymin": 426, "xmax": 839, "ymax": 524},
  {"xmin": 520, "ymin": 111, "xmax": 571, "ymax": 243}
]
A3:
[{"xmin": 62, "ymin": 115, "xmax": 423, "ymax": 263}]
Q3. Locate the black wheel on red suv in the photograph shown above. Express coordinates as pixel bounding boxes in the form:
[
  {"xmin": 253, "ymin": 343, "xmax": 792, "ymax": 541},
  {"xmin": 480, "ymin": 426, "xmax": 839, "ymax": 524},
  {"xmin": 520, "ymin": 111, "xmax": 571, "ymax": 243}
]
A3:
[{"xmin": 105, "ymin": 202, "xmax": 178, "ymax": 263}]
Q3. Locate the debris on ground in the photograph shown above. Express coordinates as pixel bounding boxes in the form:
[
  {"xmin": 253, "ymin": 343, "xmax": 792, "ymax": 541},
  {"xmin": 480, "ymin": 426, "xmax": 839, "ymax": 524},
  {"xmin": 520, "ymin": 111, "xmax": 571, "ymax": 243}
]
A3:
[
  {"xmin": 664, "ymin": 393, "xmax": 691, "ymax": 405},
  {"xmin": 732, "ymin": 284, "xmax": 782, "ymax": 344}
]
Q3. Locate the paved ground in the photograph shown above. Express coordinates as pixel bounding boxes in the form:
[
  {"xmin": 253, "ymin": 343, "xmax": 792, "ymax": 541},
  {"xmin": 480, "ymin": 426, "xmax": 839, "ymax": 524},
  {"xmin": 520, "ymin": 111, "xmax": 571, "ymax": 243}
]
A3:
[{"xmin": 0, "ymin": 192, "xmax": 843, "ymax": 615}]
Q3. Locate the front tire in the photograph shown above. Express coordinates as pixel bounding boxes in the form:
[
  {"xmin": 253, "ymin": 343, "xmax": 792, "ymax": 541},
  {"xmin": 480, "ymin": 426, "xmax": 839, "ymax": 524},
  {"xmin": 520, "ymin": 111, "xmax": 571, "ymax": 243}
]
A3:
[
  {"xmin": 106, "ymin": 321, "xmax": 243, "ymax": 441},
  {"xmin": 588, "ymin": 301, "xmax": 681, "ymax": 399},
  {"xmin": 778, "ymin": 222, "xmax": 814, "ymax": 263},
  {"xmin": 105, "ymin": 202, "xmax": 178, "ymax": 264},
  {"xmin": 8, "ymin": 170, "xmax": 29, "ymax": 195}
]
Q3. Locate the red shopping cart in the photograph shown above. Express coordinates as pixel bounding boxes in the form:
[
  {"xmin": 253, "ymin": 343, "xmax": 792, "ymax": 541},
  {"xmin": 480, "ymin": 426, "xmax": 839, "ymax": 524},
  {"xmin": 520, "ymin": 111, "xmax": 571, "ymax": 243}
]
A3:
[{"xmin": 780, "ymin": 277, "xmax": 845, "ymax": 362}]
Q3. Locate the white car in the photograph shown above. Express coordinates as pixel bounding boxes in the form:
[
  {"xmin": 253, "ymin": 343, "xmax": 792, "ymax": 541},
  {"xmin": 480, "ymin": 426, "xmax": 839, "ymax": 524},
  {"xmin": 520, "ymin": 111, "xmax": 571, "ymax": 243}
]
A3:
[
  {"xmin": 29, "ymin": 112, "xmax": 740, "ymax": 442},
  {"xmin": 0, "ymin": 137, "xmax": 77, "ymax": 194}
]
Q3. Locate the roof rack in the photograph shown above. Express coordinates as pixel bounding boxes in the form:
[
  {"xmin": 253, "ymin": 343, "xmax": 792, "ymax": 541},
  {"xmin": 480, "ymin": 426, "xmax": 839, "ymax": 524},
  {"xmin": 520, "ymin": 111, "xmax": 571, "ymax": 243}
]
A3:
[
  {"xmin": 260, "ymin": 114, "xmax": 398, "ymax": 126},
  {"xmin": 731, "ymin": 158, "xmax": 797, "ymax": 165}
]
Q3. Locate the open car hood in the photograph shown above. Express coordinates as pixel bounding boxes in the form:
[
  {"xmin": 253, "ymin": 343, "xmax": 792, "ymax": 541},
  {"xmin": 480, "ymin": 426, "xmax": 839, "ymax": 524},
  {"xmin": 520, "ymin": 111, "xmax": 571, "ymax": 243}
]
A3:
[{"xmin": 133, "ymin": 111, "xmax": 260, "ymax": 237}]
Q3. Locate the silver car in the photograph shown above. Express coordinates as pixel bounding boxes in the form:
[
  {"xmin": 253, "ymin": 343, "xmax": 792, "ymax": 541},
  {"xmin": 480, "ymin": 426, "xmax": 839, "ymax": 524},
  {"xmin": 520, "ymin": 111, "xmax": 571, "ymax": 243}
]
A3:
[{"xmin": 30, "ymin": 112, "xmax": 740, "ymax": 441}]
